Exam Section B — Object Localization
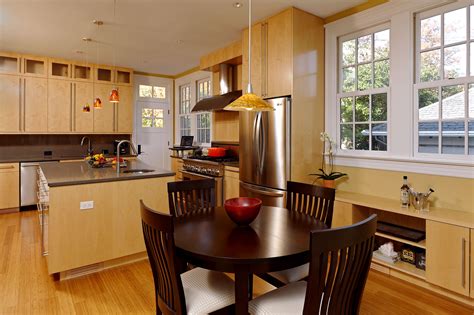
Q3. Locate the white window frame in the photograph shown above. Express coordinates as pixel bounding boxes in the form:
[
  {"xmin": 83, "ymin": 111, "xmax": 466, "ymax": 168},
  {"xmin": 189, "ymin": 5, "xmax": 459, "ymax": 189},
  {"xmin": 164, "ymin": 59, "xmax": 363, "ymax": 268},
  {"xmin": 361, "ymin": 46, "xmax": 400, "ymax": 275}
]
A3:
[
  {"xmin": 325, "ymin": 0, "xmax": 473, "ymax": 178},
  {"xmin": 195, "ymin": 78, "xmax": 212, "ymax": 145},
  {"xmin": 138, "ymin": 84, "xmax": 169, "ymax": 101},
  {"xmin": 337, "ymin": 24, "xmax": 391, "ymax": 153},
  {"xmin": 414, "ymin": 1, "xmax": 474, "ymax": 159},
  {"xmin": 175, "ymin": 74, "xmax": 213, "ymax": 146},
  {"xmin": 178, "ymin": 84, "xmax": 192, "ymax": 137}
]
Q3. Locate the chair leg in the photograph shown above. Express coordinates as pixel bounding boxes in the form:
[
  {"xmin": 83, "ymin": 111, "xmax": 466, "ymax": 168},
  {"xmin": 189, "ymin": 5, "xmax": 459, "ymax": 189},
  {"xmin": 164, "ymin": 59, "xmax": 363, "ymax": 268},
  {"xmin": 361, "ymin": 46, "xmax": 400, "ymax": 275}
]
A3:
[
  {"xmin": 248, "ymin": 273, "xmax": 253, "ymax": 299},
  {"xmin": 255, "ymin": 273, "xmax": 287, "ymax": 288}
]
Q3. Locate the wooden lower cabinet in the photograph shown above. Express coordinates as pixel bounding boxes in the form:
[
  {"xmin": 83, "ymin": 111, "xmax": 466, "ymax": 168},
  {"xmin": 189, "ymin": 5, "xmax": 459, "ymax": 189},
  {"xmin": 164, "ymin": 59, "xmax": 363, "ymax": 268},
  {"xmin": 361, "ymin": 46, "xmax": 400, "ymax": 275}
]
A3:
[
  {"xmin": 331, "ymin": 201, "xmax": 353, "ymax": 228},
  {"xmin": 170, "ymin": 157, "xmax": 183, "ymax": 180},
  {"xmin": 224, "ymin": 168, "xmax": 239, "ymax": 200},
  {"xmin": 0, "ymin": 74, "xmax": 21, "ymax": 132},
  {"xmin": 0, "ymin": 163, "xmax": 19, "ymax": 210},
  {"xmin": 93, "ymin": 83, "xmax": 115, "ymax": 133},
  {"xmin": 74, "ymin": 81, "xmax": 94, "ymax": 133},
  {"xmin": 471, "ymin": 230, "xmax": 474, "ymax": 298},
  {"xmin": 116, "ymin": 86, "xmax": 133, "ymax": 133},
  {"xmin": 426, "ymin": 220, "xmax": 470, "ymax": 297},
  {"xmin": 24, "ymin": 77, "xmax": 48, "ymax": 132},
  {"xmin": 48, "ymin": 79, "xmax": 72, "ymax": 132}
]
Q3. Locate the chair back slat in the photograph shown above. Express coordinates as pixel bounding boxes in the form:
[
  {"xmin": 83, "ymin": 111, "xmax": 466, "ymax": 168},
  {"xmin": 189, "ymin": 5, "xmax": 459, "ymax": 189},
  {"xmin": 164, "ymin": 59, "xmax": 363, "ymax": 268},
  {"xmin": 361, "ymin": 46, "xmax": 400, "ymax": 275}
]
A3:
[
  {"xmin": 168, "ymin": 179, "xmax": 216, "ymax": 217},
  {"xmin": 140, "ymin": 200, "xmax": 186, "ymax": 315},
  {"xmin": 303, "ymin": 214, "xmax": 377, "ymax": 315},
  {"xmin": 286, "ymin": 181, "xmax": 336, "ymax": 227}
]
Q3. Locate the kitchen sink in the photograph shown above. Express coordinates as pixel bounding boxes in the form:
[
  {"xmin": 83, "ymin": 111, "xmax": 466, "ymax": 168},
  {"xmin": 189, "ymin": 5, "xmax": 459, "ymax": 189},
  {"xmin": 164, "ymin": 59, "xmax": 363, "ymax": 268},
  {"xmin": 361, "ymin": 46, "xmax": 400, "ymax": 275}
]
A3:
[{"xmin": 122, "ymin": 169, "xmax": 155, "ymax": 174}]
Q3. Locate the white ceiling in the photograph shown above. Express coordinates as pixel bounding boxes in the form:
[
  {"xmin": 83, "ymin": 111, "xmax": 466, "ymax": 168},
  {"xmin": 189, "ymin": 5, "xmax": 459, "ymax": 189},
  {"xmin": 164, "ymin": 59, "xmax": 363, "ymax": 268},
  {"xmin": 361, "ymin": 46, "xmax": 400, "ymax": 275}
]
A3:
[{"xmin": 0, "ymin": 0, "xmax": 365, "ymax": 75}]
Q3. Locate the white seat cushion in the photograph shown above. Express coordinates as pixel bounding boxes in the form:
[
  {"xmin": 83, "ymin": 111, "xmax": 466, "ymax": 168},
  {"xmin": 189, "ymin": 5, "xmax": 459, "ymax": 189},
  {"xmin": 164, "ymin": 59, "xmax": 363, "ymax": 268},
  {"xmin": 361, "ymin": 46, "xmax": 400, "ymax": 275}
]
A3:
[
  {"xmin": 181, "ymin": 267, "xmax": 235, "ymax": 315},
  {"xmin": 249, "ymin": 281, "xmax": 306, "ymax": 315},
  {"xmin": 268, "ymin": 263, "xmax": 309, "ymax": 284}
]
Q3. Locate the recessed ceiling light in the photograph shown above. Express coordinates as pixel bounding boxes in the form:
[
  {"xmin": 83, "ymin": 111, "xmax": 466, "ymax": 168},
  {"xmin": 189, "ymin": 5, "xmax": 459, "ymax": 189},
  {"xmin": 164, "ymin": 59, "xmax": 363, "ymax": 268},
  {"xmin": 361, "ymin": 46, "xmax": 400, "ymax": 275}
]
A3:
[
  {"xmin": 82, "ymin": 37, "xmax": 92, "ymax": 42},
  {"xmin": 176, "ymin": 39, "xmax": 184, "ymax": 45},
  {"xmin": 233, "ymin": 2, "xmax": 243, "ymax": 8},
  {"xmin": 92, "ymin": 19, "xmax": 104, "ymax": 25},
  {"xmin": 76, "ymin": 50, "xmax": 84, "ymax": 54}
]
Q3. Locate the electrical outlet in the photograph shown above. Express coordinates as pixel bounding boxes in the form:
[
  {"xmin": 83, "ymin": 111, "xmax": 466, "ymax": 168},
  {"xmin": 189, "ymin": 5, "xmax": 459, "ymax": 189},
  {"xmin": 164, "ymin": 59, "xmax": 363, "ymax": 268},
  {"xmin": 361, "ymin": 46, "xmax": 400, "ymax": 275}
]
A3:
[{"xmin": 80, "ymin": 201, "xmax": 94, "ymax": 210}]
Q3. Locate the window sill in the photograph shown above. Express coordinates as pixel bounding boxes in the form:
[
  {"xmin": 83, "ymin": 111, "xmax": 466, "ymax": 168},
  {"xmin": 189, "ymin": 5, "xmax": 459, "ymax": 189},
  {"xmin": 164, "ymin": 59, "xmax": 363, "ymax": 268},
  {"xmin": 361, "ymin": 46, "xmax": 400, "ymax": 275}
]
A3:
[{"xmin": 334, "ymin": 153, "xmax": 474, "ymax": 178}]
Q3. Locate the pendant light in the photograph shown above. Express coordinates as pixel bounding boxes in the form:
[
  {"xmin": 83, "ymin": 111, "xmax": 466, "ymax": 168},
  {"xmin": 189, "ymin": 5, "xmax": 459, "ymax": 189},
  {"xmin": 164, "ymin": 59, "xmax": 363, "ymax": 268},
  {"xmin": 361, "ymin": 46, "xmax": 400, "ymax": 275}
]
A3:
[
  {"xmin": 224, "ymin": 0, "xmax": 274, "ymax": 112},
  {"xmin": 93, "ymin": 20, "xmax": 103, "ymax": 109},
  {"xmin": 109, "ymin": 0, "xmax": 120, "ymax": 103},
  {"xmin": 81, "ymin": 40, "xmax": 91, "ymax": 112}
]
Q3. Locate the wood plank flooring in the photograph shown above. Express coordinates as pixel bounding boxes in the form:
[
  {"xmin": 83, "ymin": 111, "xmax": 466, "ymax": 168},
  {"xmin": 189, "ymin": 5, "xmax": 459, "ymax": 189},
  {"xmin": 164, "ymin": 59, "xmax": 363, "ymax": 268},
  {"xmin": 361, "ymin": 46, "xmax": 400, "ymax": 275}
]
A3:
[{"xmin": 0, "ymin": 211, "xmax": 472, "ymax": 314}]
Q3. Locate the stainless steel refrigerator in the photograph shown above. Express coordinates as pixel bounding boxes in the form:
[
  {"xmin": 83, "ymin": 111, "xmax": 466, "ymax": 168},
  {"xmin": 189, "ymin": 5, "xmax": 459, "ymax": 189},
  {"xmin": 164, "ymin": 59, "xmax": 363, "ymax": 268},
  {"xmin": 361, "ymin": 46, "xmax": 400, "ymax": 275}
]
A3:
[{"xmin": 239, "ymin": 97, "xmax": 291, "ymax": 207}]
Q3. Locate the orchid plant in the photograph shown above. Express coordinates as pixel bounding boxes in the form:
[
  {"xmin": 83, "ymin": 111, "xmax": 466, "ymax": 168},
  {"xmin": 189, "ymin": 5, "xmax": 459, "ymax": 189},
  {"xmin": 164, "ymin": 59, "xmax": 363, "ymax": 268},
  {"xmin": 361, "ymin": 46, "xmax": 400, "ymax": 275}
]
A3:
[{"xmin": 310, "ymin": 132, "xmax": 347, "ymax": 181}]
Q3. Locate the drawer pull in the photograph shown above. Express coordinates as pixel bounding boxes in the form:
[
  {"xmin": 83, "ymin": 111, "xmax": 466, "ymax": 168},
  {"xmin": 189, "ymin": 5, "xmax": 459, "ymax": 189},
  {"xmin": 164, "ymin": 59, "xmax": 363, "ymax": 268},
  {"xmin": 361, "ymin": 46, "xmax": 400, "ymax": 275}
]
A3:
[
  {"xmin": 461, "ymin": 238, "xmax": 466, "ymax": 288},
  {"xmin": 0, "ymin": 165, "xmax": 15, "ymax": 170}
]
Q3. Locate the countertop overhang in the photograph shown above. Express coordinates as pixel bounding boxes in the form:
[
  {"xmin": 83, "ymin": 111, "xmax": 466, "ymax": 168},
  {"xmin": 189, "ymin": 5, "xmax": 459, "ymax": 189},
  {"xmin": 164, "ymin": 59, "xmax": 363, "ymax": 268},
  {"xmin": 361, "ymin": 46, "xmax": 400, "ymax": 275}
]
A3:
[{"xmin": 40, "ymin": 160, "xmax": 174, "ymax": 187}]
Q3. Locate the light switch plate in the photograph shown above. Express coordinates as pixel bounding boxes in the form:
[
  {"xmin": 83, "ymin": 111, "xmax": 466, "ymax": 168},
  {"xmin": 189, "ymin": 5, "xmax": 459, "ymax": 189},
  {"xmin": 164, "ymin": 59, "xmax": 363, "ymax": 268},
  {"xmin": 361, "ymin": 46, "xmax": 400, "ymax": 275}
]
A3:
[{"xmin": 80, "ymin": 201, "xmax": 94, "ymax": 210}]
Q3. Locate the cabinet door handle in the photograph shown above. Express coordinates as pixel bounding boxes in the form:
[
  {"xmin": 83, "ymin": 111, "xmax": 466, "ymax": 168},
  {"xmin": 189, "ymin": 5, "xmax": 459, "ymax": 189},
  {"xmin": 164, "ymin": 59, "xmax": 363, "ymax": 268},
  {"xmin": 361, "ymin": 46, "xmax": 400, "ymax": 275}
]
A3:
[
  {"xmin": 18, "ymin": 77, "xmax": 22, "ymax": 131},
  {"xmin": 23, "ymin": 78, "xmax": 26, "ymax": 131},
  {"xmin": 461, "ymin": 238, "xmax": 466, "ymax": 288},
  {"xmin": 0, "ymin": 165, "xmax": 15, "ymax": 170},
  {"xmin": 70, "ymin": 83, "xmax": 73, "ymax": 132}
]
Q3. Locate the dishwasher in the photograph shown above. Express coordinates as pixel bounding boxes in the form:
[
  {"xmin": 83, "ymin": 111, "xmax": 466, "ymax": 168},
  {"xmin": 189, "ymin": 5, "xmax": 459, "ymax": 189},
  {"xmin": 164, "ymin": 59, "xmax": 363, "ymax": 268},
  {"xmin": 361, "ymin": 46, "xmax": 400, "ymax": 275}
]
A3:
[{"xmin": 20, "ymin": 162, "xmax": 39, "ymax": 208}]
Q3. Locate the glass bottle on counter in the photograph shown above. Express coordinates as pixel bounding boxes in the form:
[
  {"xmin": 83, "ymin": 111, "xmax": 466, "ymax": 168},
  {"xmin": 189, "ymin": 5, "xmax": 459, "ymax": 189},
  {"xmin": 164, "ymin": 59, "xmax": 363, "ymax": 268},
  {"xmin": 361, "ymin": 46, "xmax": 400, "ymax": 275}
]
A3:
[{"xmin": 400, "ymin": 176, "xmax": 410, "ymax": 208}]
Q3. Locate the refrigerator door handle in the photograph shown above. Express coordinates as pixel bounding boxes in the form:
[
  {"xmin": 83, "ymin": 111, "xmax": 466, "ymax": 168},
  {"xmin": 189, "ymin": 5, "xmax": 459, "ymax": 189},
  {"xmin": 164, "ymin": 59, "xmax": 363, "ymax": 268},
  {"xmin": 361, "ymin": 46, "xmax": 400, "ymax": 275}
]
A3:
[
  {"xmin": 259, "ymin": 113, "xmax": 266, "ymax": 175},
  {"xmin": 253, "ymin": 113, "xmax": 260, "ymax": 172},
  {"xmin": 241, "ymin": 182, "xmax": 285, "ymax": 197}
]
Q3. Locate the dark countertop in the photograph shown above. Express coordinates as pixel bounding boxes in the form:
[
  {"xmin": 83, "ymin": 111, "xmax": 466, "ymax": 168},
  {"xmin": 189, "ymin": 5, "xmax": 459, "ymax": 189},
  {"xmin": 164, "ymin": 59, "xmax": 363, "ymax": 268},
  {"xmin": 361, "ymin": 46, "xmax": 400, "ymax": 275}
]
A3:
[
  {"xmin": 40, "ymin": 159, "xmax": 175, "ymax": 187},
  {"xmin": 0, "ymin": 154, "xmax": 137, "ymax": 164}
]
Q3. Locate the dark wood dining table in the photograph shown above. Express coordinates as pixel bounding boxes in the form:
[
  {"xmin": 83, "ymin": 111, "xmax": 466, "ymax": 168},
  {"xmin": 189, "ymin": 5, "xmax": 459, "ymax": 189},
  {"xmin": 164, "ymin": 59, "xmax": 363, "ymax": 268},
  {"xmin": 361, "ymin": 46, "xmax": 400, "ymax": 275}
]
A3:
[{"xmin": 174, "ymin": 205, "xmax": 327, "ymax": 315}]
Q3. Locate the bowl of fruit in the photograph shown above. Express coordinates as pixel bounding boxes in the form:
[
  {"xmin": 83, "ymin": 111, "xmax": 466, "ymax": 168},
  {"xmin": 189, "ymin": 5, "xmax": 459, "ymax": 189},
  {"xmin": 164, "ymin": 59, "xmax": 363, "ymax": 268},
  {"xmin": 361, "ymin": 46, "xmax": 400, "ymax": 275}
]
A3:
[{"xmin": 85, "ymin": 154, "xmax": 108, "ymax": 168}]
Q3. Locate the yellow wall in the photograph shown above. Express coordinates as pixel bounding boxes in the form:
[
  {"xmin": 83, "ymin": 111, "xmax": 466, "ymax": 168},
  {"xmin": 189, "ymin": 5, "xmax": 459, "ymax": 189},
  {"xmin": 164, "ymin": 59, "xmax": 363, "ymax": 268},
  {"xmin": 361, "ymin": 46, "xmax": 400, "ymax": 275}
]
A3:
[{"xmin": 333, "ymin": 166, "xmax": 474, "ymax": 213}]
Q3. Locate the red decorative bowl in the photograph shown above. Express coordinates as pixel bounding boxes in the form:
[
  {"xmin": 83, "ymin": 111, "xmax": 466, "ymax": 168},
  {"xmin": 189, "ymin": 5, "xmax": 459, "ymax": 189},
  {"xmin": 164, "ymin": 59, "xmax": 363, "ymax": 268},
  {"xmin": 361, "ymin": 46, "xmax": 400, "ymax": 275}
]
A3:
[{"xmin": 224, "ymin": 197, "xmax": 262, "ymax": 226}]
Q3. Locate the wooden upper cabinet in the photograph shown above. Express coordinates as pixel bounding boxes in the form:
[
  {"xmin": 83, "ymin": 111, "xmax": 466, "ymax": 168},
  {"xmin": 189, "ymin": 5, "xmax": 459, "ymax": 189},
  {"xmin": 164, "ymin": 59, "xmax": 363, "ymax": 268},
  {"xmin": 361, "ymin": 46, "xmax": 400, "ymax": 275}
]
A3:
[
  {"xmin": 426, "ymin": 221, "xmax": 470, "ymax": 297},
  {"xmin": 72, "ymin": 63, "xmax": 93, "ymax": 82},
  {"xmin": 48, "ymin": 80, "xmax": 72, "ymax": 132},
  {"xmin": 22, "ymin": 56, "xmax": 47, "ymax": 77},
  {"xmin": 0, "ymin": 74, "xmax": 21, "ymax": 132},
  {"xmin": 94, "ymin": 65, "xmax": 114, "ymax": 83},
  {"xmin": 49, "ymin": 58, "xmax": 71, "ymax": 79},
  {"xmin": 242, "ymin": 22, "xmax": 263, "ymax": 97},
  {"xmin": 114, "ymin": 67, "xmax": 132, "ymax": 86},
  {"xmin": 266, "ymin": 9, "xmax": 293, "ymax": 98},
  {"xmin": 242, "ymin": 8, "xmax": 293, "ymax": 99},
  {"xmin": 93, "ymin": 83, "xmax": 115, "ymax": 133},
  {"xmin": 0, "ymin": 53, "xmax": 21, "ymax": 75},
  {"xmin": 116, "ymin": 86, "xmax": 133, "ymax": 133},
  {"xmin": 74, "ymin": 81, "xmax": 94, "ymax": 133},
  {"xmin": 24, "ymin": 77, "xmax": 48, "ymax": 132}
]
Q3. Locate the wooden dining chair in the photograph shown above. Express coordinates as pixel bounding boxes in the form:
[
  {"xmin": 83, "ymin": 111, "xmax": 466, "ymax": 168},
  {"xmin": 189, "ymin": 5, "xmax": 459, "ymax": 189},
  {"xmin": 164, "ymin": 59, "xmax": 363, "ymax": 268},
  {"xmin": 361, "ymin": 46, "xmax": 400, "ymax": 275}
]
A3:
[
  {"xmin": 249, "ymin": 214, "xmax": 377, "ymax": 315},
  {"xmin": 140, "ymin": 200, "xmax": 235, "ymax": 315},
  {"xmin": 167, "ymin": 179, "xmax": 216, "ymax": 217},
  {"xmin": 259, "ymin": 181, "xmax": 336, "ymax": 287}
]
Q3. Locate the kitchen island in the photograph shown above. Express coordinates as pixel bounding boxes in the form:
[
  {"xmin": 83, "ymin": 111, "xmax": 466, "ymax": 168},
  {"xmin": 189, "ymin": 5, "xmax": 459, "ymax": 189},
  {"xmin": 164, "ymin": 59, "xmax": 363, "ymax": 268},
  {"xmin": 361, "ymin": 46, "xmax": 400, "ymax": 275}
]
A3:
[{"xmin": 39, "ymin": 159, "xmax": 175, "ymax": 278}]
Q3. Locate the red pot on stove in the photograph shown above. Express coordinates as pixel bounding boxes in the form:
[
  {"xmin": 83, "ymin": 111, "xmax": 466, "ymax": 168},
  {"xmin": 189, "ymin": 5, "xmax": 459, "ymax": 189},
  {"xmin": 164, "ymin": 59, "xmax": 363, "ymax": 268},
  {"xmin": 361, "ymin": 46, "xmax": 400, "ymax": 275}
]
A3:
[{"xmin": 207, "ymin": 147, "xmax": 227, "ymax": 157}]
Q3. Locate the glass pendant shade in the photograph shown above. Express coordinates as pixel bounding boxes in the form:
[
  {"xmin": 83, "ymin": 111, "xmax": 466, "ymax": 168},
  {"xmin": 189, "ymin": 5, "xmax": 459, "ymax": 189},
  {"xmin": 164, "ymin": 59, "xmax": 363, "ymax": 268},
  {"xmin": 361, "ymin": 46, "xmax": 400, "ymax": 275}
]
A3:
[
  {"xmin": 224, "ymin": 92, "xmax": 274, "ymax": 111},
  {"xmin": 109, "ymin": 88, "xmax": 120, "ymax": 103},
  {"xmin": 93, "ymin": 97, "xmax": 102, "ymax": 109}
]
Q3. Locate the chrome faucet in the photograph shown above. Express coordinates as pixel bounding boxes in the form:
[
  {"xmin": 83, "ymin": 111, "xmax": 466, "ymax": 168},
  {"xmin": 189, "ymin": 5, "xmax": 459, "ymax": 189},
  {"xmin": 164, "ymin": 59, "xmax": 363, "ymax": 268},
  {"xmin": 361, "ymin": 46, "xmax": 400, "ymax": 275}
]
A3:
[
  {"xmin": 116, "ymin": 140, "xmax": 138, "ymax": 174},
  {"xmin": 80, "ymin": 136, "xmax": 93, "ymax": 156}
]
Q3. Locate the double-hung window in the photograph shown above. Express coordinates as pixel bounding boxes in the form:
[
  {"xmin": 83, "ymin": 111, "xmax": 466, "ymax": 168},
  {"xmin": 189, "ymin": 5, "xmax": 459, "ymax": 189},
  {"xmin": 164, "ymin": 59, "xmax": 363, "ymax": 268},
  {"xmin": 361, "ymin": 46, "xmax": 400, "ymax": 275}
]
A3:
[
  {"xmin": 415, "ymin": 2, "xmax": 474, "ymax": 156},
  {"xmin": 179, "ymin": 84, "xmax": 191, "ymax": 136},
  {"xmin": 196, "ymin": 79, "xmax": 212, "ymax": 145},
  {"xmin": 338, "ymin": 26, "xmax": 390, "ymax": 152}
]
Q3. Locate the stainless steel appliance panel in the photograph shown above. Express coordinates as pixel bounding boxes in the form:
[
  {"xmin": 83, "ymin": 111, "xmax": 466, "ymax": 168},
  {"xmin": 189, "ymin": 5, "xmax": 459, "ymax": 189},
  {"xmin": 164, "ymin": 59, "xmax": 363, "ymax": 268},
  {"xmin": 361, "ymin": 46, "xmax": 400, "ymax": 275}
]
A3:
[
  {"xmin": 20, "ymin": 163, "xmax": 39, "ymax": 207},
  {"xmin": 181, "ymin": 170, "xmax": 224, "ymax": 207},
  {"xmin": 239, "ymin": 97, "xmax": 290, "ymax": 190},
  {"xmin": 240, "ymin": 181, "xmax": 286, "ymax": 208}
]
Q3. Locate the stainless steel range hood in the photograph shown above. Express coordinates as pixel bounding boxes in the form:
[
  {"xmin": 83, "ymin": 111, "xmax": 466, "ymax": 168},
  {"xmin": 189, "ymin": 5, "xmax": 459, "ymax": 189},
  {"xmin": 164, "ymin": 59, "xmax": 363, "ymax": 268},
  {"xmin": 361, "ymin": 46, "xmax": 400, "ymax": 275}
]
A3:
[{"xmin": 192, "ymin": 64, "xmax": 242, "ymax": 112}]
